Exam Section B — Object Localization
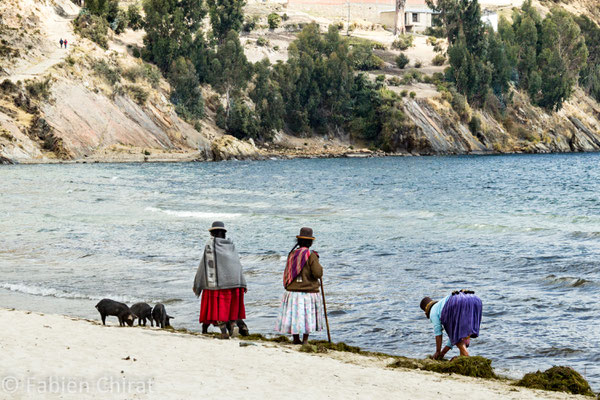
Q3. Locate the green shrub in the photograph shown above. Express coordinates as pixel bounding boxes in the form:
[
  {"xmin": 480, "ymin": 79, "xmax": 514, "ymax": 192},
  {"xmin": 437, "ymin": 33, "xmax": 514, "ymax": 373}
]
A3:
[
  {"xmin": 215, "ymin": 105, "xmax": 227, "ymax": 129},
  {"xmin": 424, "ymin": 26, "xmax": 445, "ymax": 38},
  {"xmin": 25, "ymin": 78, "xmax": 52, "ymax": 100},
  {"xmin": 426, "ymin": 36, "xmax": 437, "ymax": 46},
  {"xmin": 450, "ymin": 88, "xmax": 469, "ymax": 121},
  {"xmin": 132, "ymin": 47, "xmax": 141, "ymax": 58},
  {"xmin": 432, "ymin": 54, "xmax": 446, "ymax": 66},
  {"xmin": 92, "ymin": 59, "xmax": 121, "ymax": 85},
  {"xmin": 391, "ymin": 34, "xmax": 413, "ymax": 50},
  {"xmin": 433, "ymin": 43, "xmax": 443, "ymax": 53},
  {"xmin": 409, "ymin": 91, "xmax": 416, "ymax": 99},
  {"xmin": 350, "ymin": 44, "xmax": 384, "ymax": 71},
  {"xmin": 273, "ymin": 45, "xmax": 279, "ymax": 51},
  {"xmin": 267, "ymin": 13, "xmax": 281, "ymax": 29},
  {"xmin": 387, "ymin": 76, "xmax": 402, "ymax": 86},
  {"xmin": 376, "ymin": 74, "xmax": 385, "ymax": 82},
  {"xmin": 395, "ymin": 53, "xmax": 409, "ymax": 69},
  {"xmin": 127, "ymin": 4, "xmax": 143, "ymax": 30},
  {"xmin": 73, "ymin": 13, "xmax": 109, "ymax": 49},
  {"xmin": 0, "ymin": 79, "xmax": 18, "ymax": 93},
  {"xmin": 414, "ymin": 60, "xmax": 422, "ymax": 68},
  {"xmin": 469, "ymin": 115, "xmax": 481, "ymax": 133},
  {"xmin": 124, "ymin": 84, "xmax": 149, "ymax": 105},
  {"xmin": 400, "ymin": 89, "xmax": 408, "ymax": 97},
  {"xmin": 243, "ymin": 15, "xmax": 258, "ymax": 32},
  {"xmin": 256, "ymin": 37, "xmax": 268, "ymax": 47},
  {"xmin": 282, "ymin": 13, "xmax": 289, "ymax": 21}
]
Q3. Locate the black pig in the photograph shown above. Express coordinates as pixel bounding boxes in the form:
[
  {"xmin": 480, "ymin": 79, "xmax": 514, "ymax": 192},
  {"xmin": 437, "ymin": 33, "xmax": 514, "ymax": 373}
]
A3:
[
  {"xmin": 130, "ymin": 302, "xmax": 153, "ymax": 326},
  {"xmin": 95, "ymin": 299, "xmax": 136, "ymax": 326},
  {"xmin": 152, "ymin": 303, "xmax": 173, "ymax": 328}
]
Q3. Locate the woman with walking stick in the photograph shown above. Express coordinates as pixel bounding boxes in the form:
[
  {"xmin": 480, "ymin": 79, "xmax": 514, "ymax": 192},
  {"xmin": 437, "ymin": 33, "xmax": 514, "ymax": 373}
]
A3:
[{"xmin": 275, "ymin": 227, "xmax": 326, "ymax": 345}]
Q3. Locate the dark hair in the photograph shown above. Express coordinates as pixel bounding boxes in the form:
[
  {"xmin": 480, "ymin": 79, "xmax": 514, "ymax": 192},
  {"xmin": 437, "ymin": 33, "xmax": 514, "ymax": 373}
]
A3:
[
  {"xmin": 288, "ymin": 238, "xmax": 313, "ymax": 257},
  {"xmin": 210, "ymin": 230, "xmax": 226, "ymax": 239}
]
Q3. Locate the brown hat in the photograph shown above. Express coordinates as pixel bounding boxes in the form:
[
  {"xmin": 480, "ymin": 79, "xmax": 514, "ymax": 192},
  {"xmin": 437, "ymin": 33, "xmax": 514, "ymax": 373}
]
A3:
[
  {"xmin": 420, "ymin": 297, "xmax": 437, "ymax": 319},
  {"xmin": 208, "ymin": 221, "xmax": 227, "ymax": 232},
  {"xmin": 296, "ymin": 227, "xmax": 315, "ymax": 240}
]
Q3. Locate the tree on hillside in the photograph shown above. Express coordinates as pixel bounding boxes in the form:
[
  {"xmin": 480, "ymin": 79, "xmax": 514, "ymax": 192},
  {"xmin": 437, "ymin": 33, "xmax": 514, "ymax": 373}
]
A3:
[
  {"xmin": 574, "ymin": 15, "xmax": 600, "ymax": 102},
  {"xmin": 209, "ymin": 30, "xmax": 251, "ymax": 118},
  {"xmin": 533, "ymin": 9, "xmax": 588, "ymax": 110},
  {"xmin": 426, "ymin": 0, "xmax": 483, "ymax": 49},
  {"xmin": 250, "ymin": 59, "xmax": 285, "ymax": 139},
  {"xmin": 394, "ymin": 0, "xmax": 406, "ymax": 36},
  {"xmin": 142, "ymin": 0, "xmax": 206, "ymax": 72},
  {"xmin": 206, "ymin": 0, "xmax": 245, "ymax": 43},
  {"xmin": 169, "ymin": 57, "xmax": 204, "ymax": 120},
  {"xmin": 446, "ymin": 30, "xmax": 492, "ymax": 105}
]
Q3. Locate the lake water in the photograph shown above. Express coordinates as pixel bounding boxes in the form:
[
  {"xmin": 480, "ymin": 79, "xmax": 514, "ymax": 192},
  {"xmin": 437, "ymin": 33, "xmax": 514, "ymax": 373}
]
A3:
[{"xmin": 1, "ymin": 155, "xmax": 600, "ymax": 388}]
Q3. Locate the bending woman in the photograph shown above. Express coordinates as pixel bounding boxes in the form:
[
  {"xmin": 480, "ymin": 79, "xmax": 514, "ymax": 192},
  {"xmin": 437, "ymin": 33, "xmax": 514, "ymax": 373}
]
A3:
[
  {"xmin": 193, "ymin": 221, "xmax": 249, "ymax": 339},
  {"xmin": 276, "ymin": 227, "xmax": 324, "ymax": 345},
  {"xmin": 420, "ymin": 290, "xmax": 482, "ymax": 359}
]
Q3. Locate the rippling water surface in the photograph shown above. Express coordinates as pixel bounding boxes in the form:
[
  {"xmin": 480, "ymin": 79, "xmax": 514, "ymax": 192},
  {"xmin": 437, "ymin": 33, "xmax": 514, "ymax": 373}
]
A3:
[{"xmin": 1, "ymin": 154, "xmax": 600, "ymax": 387}]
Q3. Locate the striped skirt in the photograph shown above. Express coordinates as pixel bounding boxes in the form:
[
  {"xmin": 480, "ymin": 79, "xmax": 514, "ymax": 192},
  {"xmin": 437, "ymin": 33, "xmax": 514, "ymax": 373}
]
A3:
[{"xmin": 275, "ymin": 291, "xmax": 324, "ymax": 335}]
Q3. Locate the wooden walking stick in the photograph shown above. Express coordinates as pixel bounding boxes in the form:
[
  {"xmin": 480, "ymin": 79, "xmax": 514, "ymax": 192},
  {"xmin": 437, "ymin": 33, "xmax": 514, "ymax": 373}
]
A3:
[{"xmin": 320, "ymin": 278, "xmax": 332, "ymax": 343}]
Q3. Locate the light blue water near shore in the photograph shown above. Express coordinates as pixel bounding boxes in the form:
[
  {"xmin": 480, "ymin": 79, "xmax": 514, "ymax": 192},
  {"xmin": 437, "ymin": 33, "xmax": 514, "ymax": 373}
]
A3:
[{"xmin": 1, "ymin": 154, "xmax": 600, "ymax": 387}]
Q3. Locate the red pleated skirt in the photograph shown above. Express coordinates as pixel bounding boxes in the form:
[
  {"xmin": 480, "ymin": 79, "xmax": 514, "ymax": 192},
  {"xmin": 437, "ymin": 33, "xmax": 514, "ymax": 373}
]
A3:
[{"xmin": 199, "ymin": 288, "xmax": 246, "ymax": 324}]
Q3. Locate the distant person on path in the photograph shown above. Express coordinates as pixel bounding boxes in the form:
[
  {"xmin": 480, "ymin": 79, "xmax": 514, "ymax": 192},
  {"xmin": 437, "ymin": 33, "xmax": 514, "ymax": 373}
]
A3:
[
  {"xmin": 420, "ymin": 290, "xmax": 482, "ymax": 359},
  {"xmin": 59, "ymin": 38, "xmax": 63, "ymax": 48},
  {"xmin": 275, "ymin": 227, "xmax": 324, "ymax": 345},
  {"xmin": 64, "ymin": 39, "xmax": 68, "ymax": 49},
  {"xmin": 193, "ymin": 221, "xmax": 249, "ymax": 339}
]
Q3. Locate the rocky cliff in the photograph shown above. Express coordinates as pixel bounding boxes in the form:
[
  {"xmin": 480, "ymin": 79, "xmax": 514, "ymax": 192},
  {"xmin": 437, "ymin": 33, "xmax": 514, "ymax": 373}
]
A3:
[
  {"xmin": 1, "ymin": 0, "xmax": 600, "ymax": 164},
  {"xmin": 0, "ymin": 0, "xmax": 262, "ymax": 163},
  {"xmin": 397, "ymin": 88, "xmax": 600, "ymax": 155}
]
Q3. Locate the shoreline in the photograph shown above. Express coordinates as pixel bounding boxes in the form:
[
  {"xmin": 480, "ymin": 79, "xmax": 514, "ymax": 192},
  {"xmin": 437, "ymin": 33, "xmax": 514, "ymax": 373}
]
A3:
[
  {"xmin": 3, "ymin": 148, "xmax": 599, "ymax": 165},
  {"xmin": 0, "ymin": 307, "xmax": 591, "ymax": 399}
]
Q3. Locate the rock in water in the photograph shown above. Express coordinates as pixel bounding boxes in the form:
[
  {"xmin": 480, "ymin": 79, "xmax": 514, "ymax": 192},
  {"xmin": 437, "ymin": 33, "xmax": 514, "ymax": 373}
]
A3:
[{"xmin": 516, "ymin": 366, "xmax": 594, "ymax": 396}]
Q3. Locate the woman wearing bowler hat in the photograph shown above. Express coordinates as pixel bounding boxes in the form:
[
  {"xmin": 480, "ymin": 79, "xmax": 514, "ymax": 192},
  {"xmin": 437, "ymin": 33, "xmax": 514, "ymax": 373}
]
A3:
[
  {"xmin": 193, "ymin": 221, "xmax": 249, "ymax": 339},
  {"xmin": 275, "ymin": 227, "xmax": 324, "ymax": 345},
  {"xmin": 420, "ymin": 290, "xmax": 482, "ymax": 359}
]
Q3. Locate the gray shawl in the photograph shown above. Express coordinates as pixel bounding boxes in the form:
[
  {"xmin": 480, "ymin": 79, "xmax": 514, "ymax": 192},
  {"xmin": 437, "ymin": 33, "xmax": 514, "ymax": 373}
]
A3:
[{"xmin": 193, "ymin": 237, "xmax": 247, "ymax": 296}]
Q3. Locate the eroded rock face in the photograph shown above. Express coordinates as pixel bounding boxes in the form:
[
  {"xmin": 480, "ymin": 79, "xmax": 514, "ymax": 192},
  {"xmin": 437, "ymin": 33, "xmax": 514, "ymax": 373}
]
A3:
[
  {"xmin": 211, "ymin": 135, "xmax": 263, "ymax": 161},
  {"xmin": 399, "ymin": 90, "xmax": 600, "ymax": 155}
]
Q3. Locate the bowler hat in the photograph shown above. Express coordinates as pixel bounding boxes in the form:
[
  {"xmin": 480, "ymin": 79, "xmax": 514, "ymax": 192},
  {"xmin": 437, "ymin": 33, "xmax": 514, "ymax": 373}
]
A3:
[
  {"xmin": 296, "ymin": 227, "xmax": 315, "ymax": 240},
  {"xmin": 208, "ymin": 221, "xmax": 227, "ymax": 232},
  {"xmin": 420, "ymin": 297, "xmax": 437, "ymax": 319}
]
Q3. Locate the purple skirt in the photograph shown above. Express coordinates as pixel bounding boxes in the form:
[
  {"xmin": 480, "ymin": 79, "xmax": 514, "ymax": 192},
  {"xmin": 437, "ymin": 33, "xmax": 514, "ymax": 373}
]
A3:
[{"xmin": 440, "ymin": 293, "xmax": 482, "ymax": 346}]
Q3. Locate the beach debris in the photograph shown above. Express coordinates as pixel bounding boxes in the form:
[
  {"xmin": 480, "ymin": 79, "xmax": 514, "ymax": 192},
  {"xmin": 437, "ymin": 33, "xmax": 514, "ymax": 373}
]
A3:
[
  {"xmin": 515, "ymin": 366, "xmax": 594, "ymax": 396},
  {"xmin": 299, "ymin": 344, "xmax": 321, "ymax": 353},
  {"xmin": 388, "ymin": 356, "xmax": 496, "ymax": 379},
  {"xmin": 239, "ymin": 342, "xmax": 257, "ymax": 347},
  {"xmin": 122, "ymin": 356, "xmax": 130, "ymax": 360}
]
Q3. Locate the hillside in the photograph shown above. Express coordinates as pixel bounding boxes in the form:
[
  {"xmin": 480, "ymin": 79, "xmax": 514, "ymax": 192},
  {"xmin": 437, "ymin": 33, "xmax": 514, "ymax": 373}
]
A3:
[
  {"xmin": 1, "ymin": 0, "xmax": 600, "ymax": 163},
  {"xmin": 0, "ymin": 0, "xmax": 262, "ymax": 163}
]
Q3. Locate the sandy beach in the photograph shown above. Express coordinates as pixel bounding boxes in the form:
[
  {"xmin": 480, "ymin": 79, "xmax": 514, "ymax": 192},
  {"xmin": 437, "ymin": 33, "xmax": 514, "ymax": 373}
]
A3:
[{"xmin": 0, "ymin": 308, "xmax": 589, "ymax": 400}]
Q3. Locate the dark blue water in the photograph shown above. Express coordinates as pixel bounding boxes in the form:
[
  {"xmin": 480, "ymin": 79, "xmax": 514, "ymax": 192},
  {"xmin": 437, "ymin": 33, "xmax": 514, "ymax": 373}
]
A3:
[{"xmin": 1, "ymin": 154, "xmax": 600, "ymax": 387}]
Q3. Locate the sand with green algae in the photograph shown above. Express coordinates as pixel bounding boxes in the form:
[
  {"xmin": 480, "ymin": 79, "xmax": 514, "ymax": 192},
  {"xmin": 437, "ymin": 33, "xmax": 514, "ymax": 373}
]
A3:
[{"xmin": 0, "ymin": 308, "xmax": 593, "ymax": 400}]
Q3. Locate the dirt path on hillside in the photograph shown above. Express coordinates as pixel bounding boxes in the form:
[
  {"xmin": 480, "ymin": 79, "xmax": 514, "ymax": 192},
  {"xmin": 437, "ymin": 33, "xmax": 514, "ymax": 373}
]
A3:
[{"xmin": 7, "ymin": 3, "xmax": 79, "ymax": 83}]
